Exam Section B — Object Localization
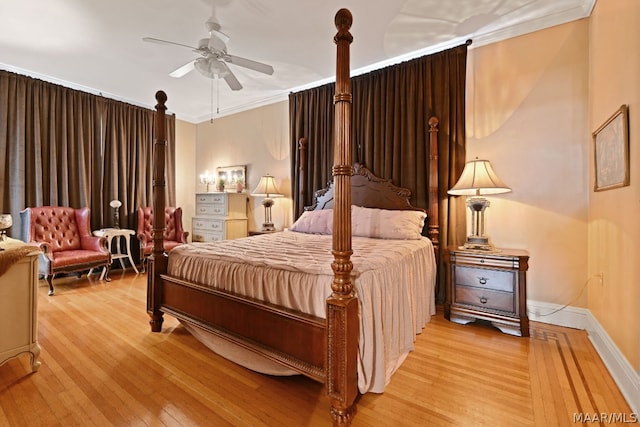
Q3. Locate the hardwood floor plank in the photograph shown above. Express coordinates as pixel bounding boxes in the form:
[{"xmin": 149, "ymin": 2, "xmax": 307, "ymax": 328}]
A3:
[{"xmin": 0, "ymin": 272, "xmax": 632, "ymax": 426}]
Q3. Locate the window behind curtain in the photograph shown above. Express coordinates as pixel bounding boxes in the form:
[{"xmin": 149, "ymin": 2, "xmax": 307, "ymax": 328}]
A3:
[{"xmin": 0, "ymin": 70, "xmax": 175, "ymax": 234}]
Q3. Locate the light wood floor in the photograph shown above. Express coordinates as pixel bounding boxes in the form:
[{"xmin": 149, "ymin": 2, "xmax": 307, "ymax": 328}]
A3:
[{"xmin": 0, "ymin": 271, "xmax": 633, "ymax": 426}]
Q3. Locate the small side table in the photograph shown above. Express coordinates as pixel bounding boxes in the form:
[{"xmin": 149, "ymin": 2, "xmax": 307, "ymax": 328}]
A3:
[
  {"xmin": 93, "ymin": 228, "xmax": 139, "ymax": 278},
  {"xmin": 444, "ymin": 247, "xmax": 529, "ymax": 337}
]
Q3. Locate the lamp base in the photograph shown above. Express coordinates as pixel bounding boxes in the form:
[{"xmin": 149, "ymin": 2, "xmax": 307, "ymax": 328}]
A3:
[
  {"xmin": 261, "ymin": 223, "xmax": 275, "ymax": 232},
  {"xmin": 460, "ymin": 235, "xmax": 499, "ymax": 252}
]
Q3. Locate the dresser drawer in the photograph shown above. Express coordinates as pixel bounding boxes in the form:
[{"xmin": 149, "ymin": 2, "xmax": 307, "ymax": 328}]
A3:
[
  {"xmin": 196, "ymin": 193, "xmax": 227, "ymax": 205},
  {"xmin": 195, "ymin": 204, "xmax": 227, "ymax": 216},
  {"xmin": 193, "ymin": 218, "xmax": 225, "ymax": 231},
  {"xmin": 455, "ymin": 286, "xmax": 515, "ymax": 313},
  {"xmin": 454, "ymin": 265, "xmax": 514, "ymax": 292},
  {"xmin": 192, "ymin": 231, "xmax": 224, "ymax": 242}
]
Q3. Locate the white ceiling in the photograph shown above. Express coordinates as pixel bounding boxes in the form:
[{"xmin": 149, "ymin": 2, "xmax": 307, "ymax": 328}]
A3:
[{"xmin": 0, "ymin": 0, "xmax": 594, "ymax": 124}]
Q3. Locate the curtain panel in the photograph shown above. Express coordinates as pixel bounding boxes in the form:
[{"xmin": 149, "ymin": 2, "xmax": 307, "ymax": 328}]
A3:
[
  {"xmin": 0, "ymin": 70, "xmax": 175, "ymax": 233},
  {"xmin": 289, "ymin": 44, "xmax": 469, "ymax": 300}
]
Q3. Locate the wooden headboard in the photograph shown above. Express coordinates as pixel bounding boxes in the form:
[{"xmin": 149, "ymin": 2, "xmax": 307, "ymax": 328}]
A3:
[
  {"xmin": 307, "ymin": 163, "xmax": 425, "ymax": 212},
  {"xmin": 298, "ymin": 115, "xmax": 440, "ymax": 255}
]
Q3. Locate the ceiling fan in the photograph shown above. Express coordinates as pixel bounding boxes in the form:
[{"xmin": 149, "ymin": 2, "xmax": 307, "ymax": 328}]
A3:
[{"xmin": 143, "ymin": 17, "xmax": 274, "ymax": 91}]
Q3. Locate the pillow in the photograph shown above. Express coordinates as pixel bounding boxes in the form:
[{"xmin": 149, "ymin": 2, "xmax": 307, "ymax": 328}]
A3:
[
  {"xmin": 289, "ymin": 209, "xmax": 333, "ymax": 235},
  {"xmin": 351, "ymin": 205, "xmax": 426, "ymax": 240}
]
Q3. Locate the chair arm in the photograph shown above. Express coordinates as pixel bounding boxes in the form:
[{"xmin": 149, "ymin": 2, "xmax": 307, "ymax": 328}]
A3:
[
  {"xmin": 80, "ymin": 235, "xmax": 109, "ymax": 254},
  {"xmin": 25, "ymin": 241, "xmax": 52, "ymax": 260},
  {"xmin": 177, "ymin": 231, "xmax": 189, "ymax": 243},
  {"xmin": 137, "ymin": 233, "xmax": 150, "ymax": 248}
]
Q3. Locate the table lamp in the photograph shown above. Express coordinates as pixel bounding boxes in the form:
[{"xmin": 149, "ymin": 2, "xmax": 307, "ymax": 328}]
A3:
[
  {"xmin": 251, "ymin": 175, "xmax": 282, "ymax": 231},
  {"xmin": 448, "ymin": 158, "xmax": 511, "ymax": 251},
  {"xmin": 109, "ymin": 200, "xmax": 122, "ymax": 229}
]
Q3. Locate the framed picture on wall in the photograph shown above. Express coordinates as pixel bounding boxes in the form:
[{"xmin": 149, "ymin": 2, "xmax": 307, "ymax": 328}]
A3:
[
  {"xmin": 593, "ymin": 104, "xmax": 629, "ymax": 192},
  {"xmin": 216, "ymin": 165, "xmax": 247, "ymax": 192}
]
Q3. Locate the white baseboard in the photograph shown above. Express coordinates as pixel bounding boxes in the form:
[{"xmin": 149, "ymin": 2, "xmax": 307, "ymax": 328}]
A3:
[{"xmin": 528, "ymin": 300, "xmax": 639, "ymax": 414}]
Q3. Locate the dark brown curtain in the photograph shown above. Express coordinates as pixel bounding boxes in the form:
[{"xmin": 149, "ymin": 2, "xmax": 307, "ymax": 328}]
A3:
[
  {"xmin": 289, "ymin": 43, "xmax": 468, "ymax": 300},
  {"xmin": 0, "ymin": 70, "xmax": 175, "ymax": 234}
]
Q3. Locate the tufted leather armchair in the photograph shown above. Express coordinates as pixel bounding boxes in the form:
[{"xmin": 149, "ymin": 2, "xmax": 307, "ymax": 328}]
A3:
[
  {"xmin": 136, "ymin": 206, "xmax": 189, "ymax": 272},
  {"xmin": 20, "ymin": 206, "xmax": 111, "ymax": 295}
]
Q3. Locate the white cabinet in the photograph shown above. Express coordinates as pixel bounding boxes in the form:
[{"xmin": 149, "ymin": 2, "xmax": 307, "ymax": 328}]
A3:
[
  {"xmin": 192, "ymin": 192, "xmax": 248, "ymax": 242},
  {"xmin": 0, "ymin": 239, "xmax": 41, "ymax": 372}
]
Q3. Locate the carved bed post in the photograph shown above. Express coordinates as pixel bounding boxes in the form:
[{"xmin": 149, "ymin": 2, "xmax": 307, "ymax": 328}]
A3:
[
  {"xmin": 147, "ymin": 90, "xmax": 168, "ymax": 332},
  {"xmin": 326, "ymin": 8, "xmax": 358, "ymax": 426},
  {"xmin": 427, "ymin": 116, "xmax": 440, "ymax": 262},
  {"xmin": 298, "ymin": 137, "xmax": 307, "ymax": 217}
]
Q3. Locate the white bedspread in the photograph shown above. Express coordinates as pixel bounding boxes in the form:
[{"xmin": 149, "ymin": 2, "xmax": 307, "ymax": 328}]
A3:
[{"xmin": 167, "ymin": 230, "xmax": 436, "ymax": 393}]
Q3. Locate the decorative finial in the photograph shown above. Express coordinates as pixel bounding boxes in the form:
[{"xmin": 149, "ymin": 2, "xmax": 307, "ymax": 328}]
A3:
[
  {"xmin": 334, "ymin": 9, "xmax": 353, "ymax": 43},
  {"xmin": 334, "ymin": 9, "xmax": 352, "ymax": 31},
  {"xmin": 155, "ymin": 90, "xmax": 167, "ymax": 111}
]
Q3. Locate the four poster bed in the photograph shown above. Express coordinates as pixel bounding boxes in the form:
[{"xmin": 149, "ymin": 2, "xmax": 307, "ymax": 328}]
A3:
[{"xmin": 147, "ymin": 9, "xmax": 440, "ymax": 425}]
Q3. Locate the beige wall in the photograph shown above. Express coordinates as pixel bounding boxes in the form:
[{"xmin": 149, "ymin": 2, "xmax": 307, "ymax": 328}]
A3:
[
  {"xmin": 588, "ymin": 0, "xmax": 640, "ymax": 371},
  {"xmin": 193, "ymin": 102, "xmax": 292, "ymax": 232},
  {"xmin": 466, "ymin": 20, "xmax": 590, "ymax": 308}
]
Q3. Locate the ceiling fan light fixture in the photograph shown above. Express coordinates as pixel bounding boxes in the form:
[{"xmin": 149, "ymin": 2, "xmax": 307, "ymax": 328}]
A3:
[
  {"xmin": 194, "ymin": 57, "xmax": 214, "ymax": 78},
  {"xmin": 195, "ymin": 57, "xmax": 230, "ymax": 79}
]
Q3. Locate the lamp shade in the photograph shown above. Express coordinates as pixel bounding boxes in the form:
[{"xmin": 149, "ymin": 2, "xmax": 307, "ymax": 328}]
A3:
[
  {"xmin": 109, "ymin": 199, "xmax": 122, "ymax": 208},
  {"xmin": 251, "ymin": 175, "xmax": 282, "ymax": 197},
  {"xmin": 448, "ymin": 159, "xmax": 512, "ymax": 196}
]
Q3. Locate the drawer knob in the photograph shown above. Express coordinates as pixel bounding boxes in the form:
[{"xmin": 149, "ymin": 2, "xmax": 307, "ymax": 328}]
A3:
[
  {"xmin": 479, "ymin": 296, "xmax": 488, "ymax": 304},
  {"xmin": 478, "ymin": 277, "xmax": 488, "ymax": 285}
]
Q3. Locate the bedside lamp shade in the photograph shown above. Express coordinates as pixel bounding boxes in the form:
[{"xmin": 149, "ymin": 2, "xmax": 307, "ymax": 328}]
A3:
[
  {"xmin": 251, "ymin": 175, "xmax": 283, "ymax": 231},
  {"xmin": 448, "ymin": 159, "xmax": 511, "ymax": 250}
]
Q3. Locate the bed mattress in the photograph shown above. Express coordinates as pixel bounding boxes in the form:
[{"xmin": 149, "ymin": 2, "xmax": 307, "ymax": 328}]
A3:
[{"xmin": 167, "ymin": 230, "xmax": 436, "ymax": 393}]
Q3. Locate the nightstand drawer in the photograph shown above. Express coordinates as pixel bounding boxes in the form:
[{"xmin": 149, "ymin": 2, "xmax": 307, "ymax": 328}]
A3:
[
  {"xmin": 454, "ymin": 265, "xmax": 514, "ymax": 292},
  {"xmin": 455, "ymin": 286, "xmax": 514, "ymax": 313}
]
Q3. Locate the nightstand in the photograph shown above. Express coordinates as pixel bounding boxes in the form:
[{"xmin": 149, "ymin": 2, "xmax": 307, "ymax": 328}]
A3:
[{"xmin": 444, "ymin": 247, "xmax": 529, "ymax": 337}]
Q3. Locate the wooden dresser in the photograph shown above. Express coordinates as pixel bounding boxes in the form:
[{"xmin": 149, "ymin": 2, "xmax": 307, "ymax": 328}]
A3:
[
  {"xmin": 0, "ymin": 239, "xmax": 41, "ymax": 371},
  {"xmin": 444, "ymin": 247, "xmax": 529, "ymax": 337},
  {"xmin": 192, "ymin": 192, "xmax": 248, "ymax": 242}
]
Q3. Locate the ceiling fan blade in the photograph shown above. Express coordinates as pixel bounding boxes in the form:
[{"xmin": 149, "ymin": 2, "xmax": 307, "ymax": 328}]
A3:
[
  {"xmin": 224, "ymin": 54, "xmax": 274, "ymax": 75},
  {"xmin": 223, "ymin": 74, "xmax": 242, "ymax": 91},
  {"xmin": 169, "ymin": 60, "xmax": 195, "ymax": 78},
  {"xmin": 205, "ymin": 19, "xmax": 230, "ymax": 44},
  {"xmin": 221, "ymin": 64, "xmax": 243, "ymax": 91},
  {"xmin": 142, "ymin": 37, "xmax": 197, "ymax": 51},
  {"xmin": 210, "ymin": 29, "xmax": 230, "ymax": 44}
]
